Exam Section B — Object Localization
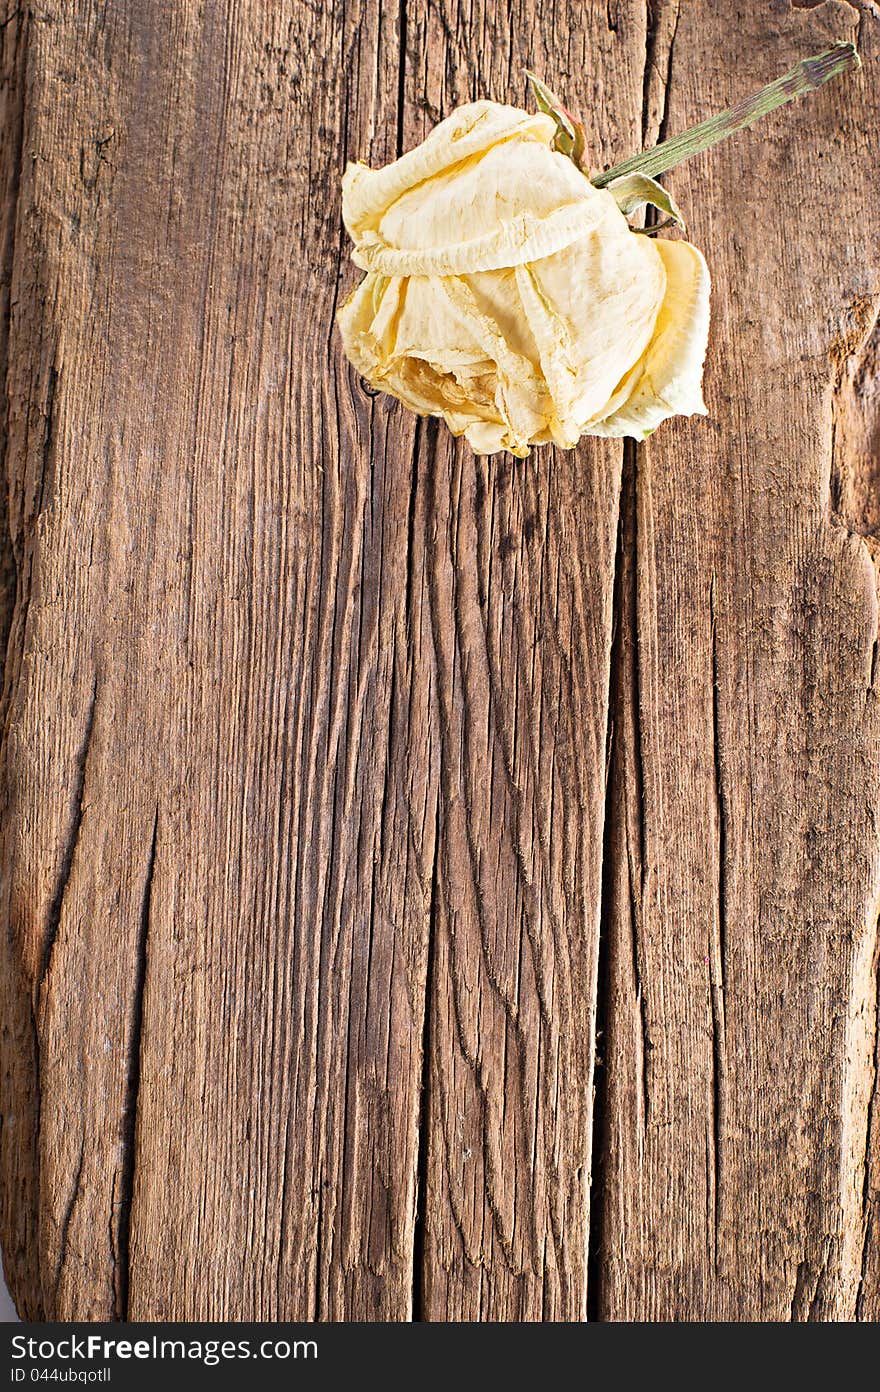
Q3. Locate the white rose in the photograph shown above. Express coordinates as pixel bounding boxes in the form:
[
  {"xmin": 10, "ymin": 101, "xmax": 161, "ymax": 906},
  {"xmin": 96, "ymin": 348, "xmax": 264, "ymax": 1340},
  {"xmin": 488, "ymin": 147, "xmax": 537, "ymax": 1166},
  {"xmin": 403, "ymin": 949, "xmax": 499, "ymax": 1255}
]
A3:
[{"xmin": 338, "ymin": 100, "xmax": 710, "ymax": 457}]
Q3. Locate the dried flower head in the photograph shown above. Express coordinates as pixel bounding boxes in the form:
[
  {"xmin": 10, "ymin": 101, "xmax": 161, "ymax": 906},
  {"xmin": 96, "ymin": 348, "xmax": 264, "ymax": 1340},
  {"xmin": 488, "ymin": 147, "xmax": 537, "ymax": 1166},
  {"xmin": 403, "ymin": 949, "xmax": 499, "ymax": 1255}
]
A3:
[{"xmin": 337, "ymin": 45, "xmax": 858, "ymax": 456}]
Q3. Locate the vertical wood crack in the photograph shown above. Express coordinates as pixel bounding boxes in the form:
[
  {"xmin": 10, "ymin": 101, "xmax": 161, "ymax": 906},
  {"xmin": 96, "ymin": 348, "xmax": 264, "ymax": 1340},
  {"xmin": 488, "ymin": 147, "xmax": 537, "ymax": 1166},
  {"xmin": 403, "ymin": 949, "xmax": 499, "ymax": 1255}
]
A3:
[
  {"xmin": 35, "ymin": 355, "xmax": 57, "ymax": 520},
  {"xmin": 114, "ymin": 804, "xmax": 158, "ymax": 1320},
  {"xmin": 641, "ymin": 0, "xmax": 680, "ymax": 148},
  {"xmin": 586, "ymin": 442, "xmax": 629, "ymax": 1321},
  {"xmin": 38, "ymin": 673, "xmax": 99, "ymax": 992},
  {"xmin": 588, "ymin": 1, "xmax": 683, "ymax": 1315},
  {"xmin": 855, "ymin": 914, "xmax": 880, "ymax": 1319},
  {"xmin": 396, "ymin": 0, "xmax": 408, "ymax": 159},
  {"xmin": 52, "ymin": 1138, "xmax": 84, "ymax": 1308},
  {"xmin": 0, "ymin": 5, "xmax": 29, "ymax": 691},
  {"xmin": 411, "ymin": 789, "xmax": 439, "ymax": 1320},
  {"xmin": 708, "ymin": 580, "xmax": 727, "ymax": 1265}
]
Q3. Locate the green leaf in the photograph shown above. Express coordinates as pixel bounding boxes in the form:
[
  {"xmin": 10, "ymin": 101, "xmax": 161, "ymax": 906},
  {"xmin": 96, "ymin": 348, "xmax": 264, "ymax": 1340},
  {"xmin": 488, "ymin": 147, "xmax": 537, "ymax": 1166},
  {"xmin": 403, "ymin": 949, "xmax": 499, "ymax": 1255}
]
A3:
[
  {"xmin": 525, "ymin": 70, "xmax": 587, "ymax": 170},
  {"xmin": 606, "ymin": 173, "xmax": 686, "ymax": 232}
]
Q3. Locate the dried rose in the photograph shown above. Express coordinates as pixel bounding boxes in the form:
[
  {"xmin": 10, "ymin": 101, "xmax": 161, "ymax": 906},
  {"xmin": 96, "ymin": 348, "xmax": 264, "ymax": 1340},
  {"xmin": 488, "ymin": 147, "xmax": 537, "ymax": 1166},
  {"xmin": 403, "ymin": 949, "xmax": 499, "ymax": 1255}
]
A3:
[{"xmin": 337, "ymin": 47, "xmax": 857, "ymax": 457}]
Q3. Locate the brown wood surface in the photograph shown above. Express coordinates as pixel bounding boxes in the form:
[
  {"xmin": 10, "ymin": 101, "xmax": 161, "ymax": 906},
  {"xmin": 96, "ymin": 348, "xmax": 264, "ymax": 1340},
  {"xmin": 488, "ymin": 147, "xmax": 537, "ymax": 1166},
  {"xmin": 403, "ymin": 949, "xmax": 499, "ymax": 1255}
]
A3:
[{"xmin": 0, "ymin": 0, "xmax": 879, "ymax": 1322}]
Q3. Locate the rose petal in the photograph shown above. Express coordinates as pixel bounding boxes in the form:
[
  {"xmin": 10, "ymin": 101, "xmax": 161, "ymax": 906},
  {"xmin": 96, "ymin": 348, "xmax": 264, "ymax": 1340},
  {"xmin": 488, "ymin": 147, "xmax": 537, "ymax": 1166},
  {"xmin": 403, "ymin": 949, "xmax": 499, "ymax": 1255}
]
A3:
[{"xmin": 590, "ymin": 239, "xmax": 711, "ymax": 439}]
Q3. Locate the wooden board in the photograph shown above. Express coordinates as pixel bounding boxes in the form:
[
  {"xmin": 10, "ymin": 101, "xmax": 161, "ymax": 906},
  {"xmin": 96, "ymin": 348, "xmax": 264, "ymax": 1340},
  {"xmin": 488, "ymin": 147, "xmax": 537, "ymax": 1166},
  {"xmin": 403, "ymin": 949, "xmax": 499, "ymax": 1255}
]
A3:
[{"xmin": 1, "ymin": 0, "xmax": 879, "ymax": 1321}]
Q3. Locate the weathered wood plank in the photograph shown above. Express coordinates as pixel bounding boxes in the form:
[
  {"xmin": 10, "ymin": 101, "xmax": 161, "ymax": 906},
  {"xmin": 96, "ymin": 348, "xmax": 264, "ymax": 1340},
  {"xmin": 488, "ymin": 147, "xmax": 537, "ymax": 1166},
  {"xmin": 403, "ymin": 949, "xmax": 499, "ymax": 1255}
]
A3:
[
  {"xmin": 0, "ymin": 0, "xmax": 434, "ymax": 1320},
  {"xmin": 400, "ymin": 0, "xmax": 645, "ymax": 1319},
  {"xmin": 119, "ymin": 0, "xmax": 433, "ymax": 1322},
  {"xmin": 0, "ymin": 0, "xmax": 633, "ymax": 1321},
  {"xmin": 1, "ymin": 0, "xmax": 879, "ymax": 1323},
  {"xmin": 596, "ymin": 0, "xmax": 880, "ymax": 1321},
  {"xmin": 0, "ymin": 0, "xmax": 35, "ymax": 1318}
]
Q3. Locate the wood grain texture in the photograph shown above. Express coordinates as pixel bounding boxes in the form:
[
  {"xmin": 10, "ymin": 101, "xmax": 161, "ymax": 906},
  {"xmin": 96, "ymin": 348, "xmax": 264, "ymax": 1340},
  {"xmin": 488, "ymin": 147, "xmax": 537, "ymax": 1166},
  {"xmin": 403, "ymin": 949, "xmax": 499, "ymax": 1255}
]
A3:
[
  {"xmin": 595, "ymin": 0, "xmax": 880, "ymax": 1323},
  {"xmin": 0, "ymin": 0, "xmax": 879, "ymax": 1322},
  {"xmin": 401, "ymin": 0, "xmax": 647, "ymax": 1321}
]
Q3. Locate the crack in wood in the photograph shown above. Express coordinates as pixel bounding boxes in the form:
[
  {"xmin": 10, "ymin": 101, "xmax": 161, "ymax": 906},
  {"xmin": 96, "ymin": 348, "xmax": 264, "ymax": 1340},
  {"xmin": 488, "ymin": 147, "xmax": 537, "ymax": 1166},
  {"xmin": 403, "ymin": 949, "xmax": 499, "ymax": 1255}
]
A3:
[
  {"xmin": 709, "ymin": 581, "xmax": 728, "ymax": 996},
  {"xmin": 641, "ymin": 0, "xmax": 679, "ymax": 150},
  {"xmin": 855, "ymin": 5, "xmax": 880, "ymax": 59},
  {"xmin": 35, "ymin": 356, "xmax": 56, "ymax": 520},
  {"xmin": 313, "ymin": 1168, "xmax": 324, "ymax": 1323},
  {"xmin": 52, "ymin": 1137, "xmax": 84, "ymax": 1307},
  {"xmin": 114, "ymin": 804, "xmax": 158, "ymax": 1320},
  {"xmin": 586, "ymin": 445, "xmax": 630, "ymax": 1322},
  {"xmin": 37, "ymin": 673, "xmax": 99, "ymax": 994},
  {"xmin": 629, "ymin": 467, "xmax": 649, "ymax": 898},
  {"xmin": 412, "ymin": 788, "xmax": 440, "ymax": 1319},
  {"xmin": 655, "ymin": 5, "xmax": 678, "ymax": 149},
  {"xmin": 618, "ymin": 445, "xmax": 651, "ymax": 1126},
  {"xmin": 4, "ymin": 0, "xmax": 880, "ymax": 1326},
  {"xmin": 708, "ymin": 578, "xmax": 727, "ymax": 1266},
  {"xmin": 586, "ymin": 783, "xmax": 612, "ymax": 1318},
  {"xmin": 790, "ymin": 1256, "xmax": 812, "ymax": 1321},
  {"xmin": 640, "ymin": 2, "xmax": 659, "ymax": 147},
  {"xmin": 403, "ymin": 419, "xmax": 421, "ymax": 647},
  {"xmin": 789, "ymin": 1239, "xmax": 833, "ymax": 1322},
  {"xmin": 855, "ymin": 912, "xmax": 880, "ymax": 1318},
  {"xmin": 830, "ymin": 300, "xmax": 880, "ymax": 542},
  {"xmin": 0, "ymin": 4, "xmax": 28, "ymax": 696},
  {"xmin": 626, "ymin": 843, "xmax": 650, "ymax": 1133},
  {"xmin": 396, "ymin": 0, "xmax": 408, "ymax": 159},
  {"xmin": 26, "ymin": 998, "xmax": 41, "ymax": 1304}
]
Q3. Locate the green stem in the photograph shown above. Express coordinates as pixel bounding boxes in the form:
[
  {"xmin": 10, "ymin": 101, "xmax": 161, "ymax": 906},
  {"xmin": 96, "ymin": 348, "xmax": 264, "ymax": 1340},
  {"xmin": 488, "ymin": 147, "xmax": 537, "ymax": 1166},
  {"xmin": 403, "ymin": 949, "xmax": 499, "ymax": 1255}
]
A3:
[{"xmin": 591, "ymin": 42, "xmax": 860, "ymax": 188}]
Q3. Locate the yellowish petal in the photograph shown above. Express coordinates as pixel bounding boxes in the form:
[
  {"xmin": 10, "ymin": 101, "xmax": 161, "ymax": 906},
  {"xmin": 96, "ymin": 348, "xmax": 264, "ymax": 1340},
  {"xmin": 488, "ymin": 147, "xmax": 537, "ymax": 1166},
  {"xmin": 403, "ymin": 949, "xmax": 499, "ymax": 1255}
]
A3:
[
  {"xmin": 342, "ymin": 102, "xmax": 556, "ymax": 239},
  {"xmin": 516, "ymin": 211, "xmax": 667, "ymax": 439},
  {"xmin": 352, "ymin": 140, "xmax": 614, "ymax": 276},
  {"xmin": 590, "ymin": 239, "xmax": 710, "ymax": 439}
]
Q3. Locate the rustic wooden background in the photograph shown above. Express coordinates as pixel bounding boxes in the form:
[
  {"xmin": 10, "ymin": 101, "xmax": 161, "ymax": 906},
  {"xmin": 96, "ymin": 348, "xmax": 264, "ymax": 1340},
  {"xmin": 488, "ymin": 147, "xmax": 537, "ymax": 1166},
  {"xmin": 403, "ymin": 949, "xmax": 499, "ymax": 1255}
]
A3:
[{"xmin": 0, "ymin": 0, "xmax": 879, "ymax": 1322}]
